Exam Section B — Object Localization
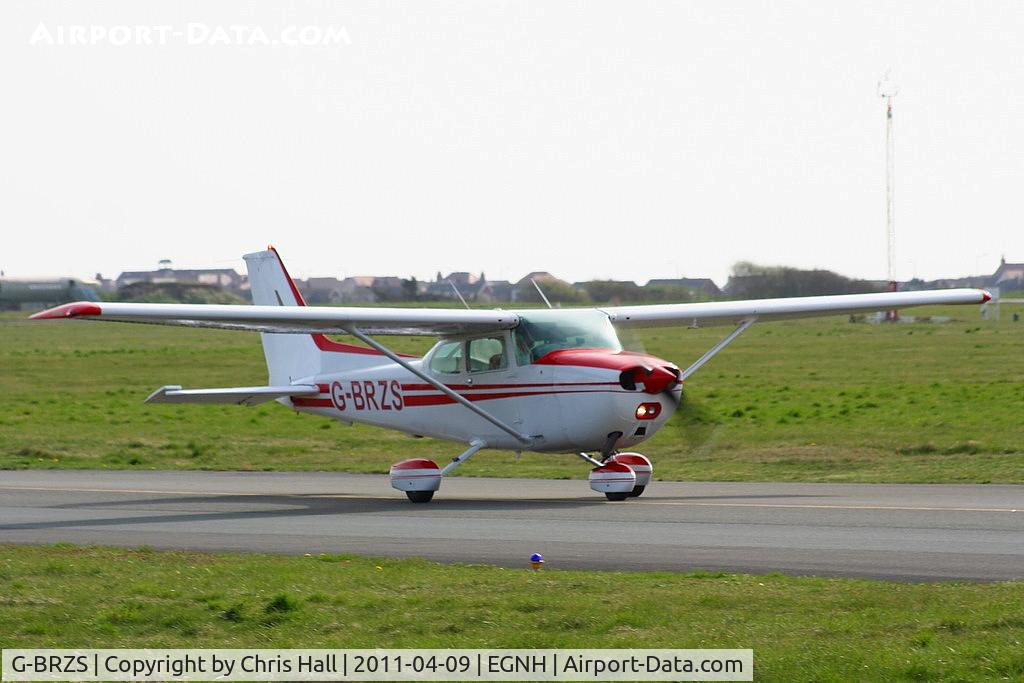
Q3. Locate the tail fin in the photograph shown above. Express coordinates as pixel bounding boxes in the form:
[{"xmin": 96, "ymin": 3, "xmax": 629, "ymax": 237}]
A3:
[
  {"xmin": 244, "ymin": 248, "xmax": 321, "ymax": 385},
  {"xmin": 243, "ymin": 247, "xmax": 394, "ymax": 385}
]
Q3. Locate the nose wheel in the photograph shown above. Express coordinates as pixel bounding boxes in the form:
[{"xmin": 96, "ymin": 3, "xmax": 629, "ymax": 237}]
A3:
[{"xmin": 580, "ymin": 452, "xmax": 654, "ymax": 501}]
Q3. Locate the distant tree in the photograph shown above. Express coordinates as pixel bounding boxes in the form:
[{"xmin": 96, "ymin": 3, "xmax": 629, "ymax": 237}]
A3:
[
  {"xmin": 401, "ymin": 277, "xmax": 419, "ymax": 301},
  {"xmin": 642, "ymin": 284, "xmax": 701, "ymax": 303},
  {"xmin": 579, "ymin": 280, "xmax": 642, "ymax": 303},
  {"xmin": 724, "ymin": 262, "xmax": 883, "ymax": 299}
]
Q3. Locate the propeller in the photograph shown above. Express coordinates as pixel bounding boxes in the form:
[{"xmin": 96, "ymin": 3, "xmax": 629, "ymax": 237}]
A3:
[
  {"xmin": 614, "ymin": 329, "xmax": 681, "ymax": 404},
  {"xmin": 614, "ymin": 326, "xmax": 727, "ymax": 457}
]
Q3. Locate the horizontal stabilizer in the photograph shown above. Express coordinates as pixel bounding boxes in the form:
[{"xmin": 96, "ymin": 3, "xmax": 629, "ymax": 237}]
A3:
[{"xmin": 145, "ymin": 384, "xmax": 320, "ymax": 406}]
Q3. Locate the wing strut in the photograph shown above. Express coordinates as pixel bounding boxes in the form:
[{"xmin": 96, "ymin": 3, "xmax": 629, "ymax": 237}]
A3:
[
  {"xmin": 346, "ymin": 328, "xmax": 533, "ymax": 446},
  {"xmin": 679, "ymin": 317, "xmax": 756, "ymax": 382}
]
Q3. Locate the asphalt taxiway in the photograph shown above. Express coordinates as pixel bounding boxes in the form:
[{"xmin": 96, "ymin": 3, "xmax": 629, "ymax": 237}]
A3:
[{"xmin": 0, "ymin": 470, "xmax": 1020, "ymax": 581}]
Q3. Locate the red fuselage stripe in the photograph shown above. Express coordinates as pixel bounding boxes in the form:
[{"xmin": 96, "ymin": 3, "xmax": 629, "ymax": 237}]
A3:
[
  {"xmin": 290, "ymin": 397, "xmax": 334, "ymax": 407},
  {"xmin": 400, "ymin": 381, "xmax": 619, "ymax": 391},
  {"xmin": 402, "ymin": 389, "xmax": 630, "ymax": 407}
]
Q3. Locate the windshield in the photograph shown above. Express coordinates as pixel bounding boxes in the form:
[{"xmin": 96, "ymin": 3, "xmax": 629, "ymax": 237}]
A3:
[{"xmin": 512, "ymin": 309, "xmax": 621, "ymax": 365}]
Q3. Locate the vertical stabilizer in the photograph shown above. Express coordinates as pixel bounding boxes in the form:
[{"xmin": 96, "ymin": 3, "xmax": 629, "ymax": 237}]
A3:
[{"xmin": 243, "ymin": 248, "xmax": 321, "ymax": 385}]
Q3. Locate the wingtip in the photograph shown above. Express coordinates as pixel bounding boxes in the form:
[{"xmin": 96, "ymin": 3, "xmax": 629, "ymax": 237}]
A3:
[
  {"xmin": 29, "ymin": 302, "xmax": 102, "ymax": 320},
  {"xmin": 981, "ymin": 290, "xmax": 992, "ymax": 303}
]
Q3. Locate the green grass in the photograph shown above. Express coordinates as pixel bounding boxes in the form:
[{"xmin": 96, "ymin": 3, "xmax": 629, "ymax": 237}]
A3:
[
  {"xmin": 1, "ymin": 307, "xmax": 1022, "ymax": 482},
  {"xmin": 0, "ymin": 545, "xmax": 1021, "ymax": 681}
]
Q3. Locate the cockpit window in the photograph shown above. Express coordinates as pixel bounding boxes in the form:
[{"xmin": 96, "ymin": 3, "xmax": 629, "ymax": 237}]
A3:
[
  {"xmin": 428, "ymin": 340, "xmax": 463, "ymax": 374},
  {"xmin": 512, "ymin": 310, "xmax": 622, "ymax": 365},
  {"xmin": 468, "ymin": 336, "xmax": 507, "ymax": 372}
]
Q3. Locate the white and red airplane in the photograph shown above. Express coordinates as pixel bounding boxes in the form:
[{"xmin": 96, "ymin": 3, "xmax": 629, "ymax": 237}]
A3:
[{"xmin": 32, "ymin": 248, "xmax": 990, "ymax": 502}]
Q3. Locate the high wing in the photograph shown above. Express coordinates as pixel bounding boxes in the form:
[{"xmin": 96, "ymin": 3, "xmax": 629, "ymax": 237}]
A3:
[
  {"xmin": 599, "ymin": 289, "xmax": 990, "ymax": 328},
  {"xmin": 30, "ymin": 301, "xmax": 519, "ymax": 336},
  {"xmin": 32, "ymin": 289, "xmax": 990, "ymax": 335}
]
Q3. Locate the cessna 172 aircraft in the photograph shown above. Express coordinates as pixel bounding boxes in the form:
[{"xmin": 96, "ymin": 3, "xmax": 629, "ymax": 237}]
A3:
[{"xmin": 32, "ymin": 248, "xmax": 990, "ymax": 502}]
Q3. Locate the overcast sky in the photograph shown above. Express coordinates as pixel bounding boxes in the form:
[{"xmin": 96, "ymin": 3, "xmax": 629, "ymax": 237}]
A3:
[{"xmin": 2, "ymin": 1, "xmax": 1022, "ymax": 287}]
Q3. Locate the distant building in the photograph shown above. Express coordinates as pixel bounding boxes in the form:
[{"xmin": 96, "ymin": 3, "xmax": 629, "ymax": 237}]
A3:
[
  {"xmin": 424, "ymin": 272, "xmax": 513, "ymax": 303},
  {"xmin": 94, "ymin": 273, "xmax": 117, "ymax": 294},
  {"xmin": 901, "ymin": 257, "xmax": 1023, "ymax": 294},
  {"xmin": 371, "ymin": 276, "xmax": 406, "ymax": 301},
  {"xmin": 116, "ymin": 265, "xmax": 245, "ymax": 293},
  {"xmin": 299, "ymin": 277, "xmax": 350, "ymax": 304},
  {"xmin": 991, "ymin": 257, "xmax": 1024, "ymax": 292},
  {"xmin": 0, "ymin": 278, "xmax": 99, "ymax": 310},
  {"xmin": 475, "ymin": 279, "xmax": 513, "ymax": 303}
]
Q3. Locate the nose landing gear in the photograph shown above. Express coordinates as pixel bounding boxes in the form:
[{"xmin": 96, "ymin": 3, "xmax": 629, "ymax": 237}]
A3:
[{"xmin": 577, "ymin": 451, "xmax": 654, "ymax": 501}]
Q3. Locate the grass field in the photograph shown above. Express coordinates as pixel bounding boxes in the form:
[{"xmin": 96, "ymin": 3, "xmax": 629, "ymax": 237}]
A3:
[
  {"xmin": 1, "ymin": 305, "xmax": 1022, "ymax": 483},
  {"xmin": 1, "ymin": 544, "xmax": 1021, "ymax": 682}
]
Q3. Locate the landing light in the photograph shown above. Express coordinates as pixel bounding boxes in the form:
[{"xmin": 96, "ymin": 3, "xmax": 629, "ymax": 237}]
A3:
[{"xmin": 635, "ymin": 402, "xmax": 662, "ymax": 420}]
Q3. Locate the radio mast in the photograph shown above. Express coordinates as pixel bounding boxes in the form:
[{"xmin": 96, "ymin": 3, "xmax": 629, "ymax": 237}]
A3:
[{"xmin": 878, "ymin": 71, "xmax": 899, "ymax": 321}]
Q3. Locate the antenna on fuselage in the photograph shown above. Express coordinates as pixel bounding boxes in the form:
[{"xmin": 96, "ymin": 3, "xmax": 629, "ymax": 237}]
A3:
[
  {"xmin": 447, "ymin": 279, "xmax": 471, "ymax": 310},
  {"xmin": 531, "ymin": 278, "xmax": 554, "ymax": 309}
]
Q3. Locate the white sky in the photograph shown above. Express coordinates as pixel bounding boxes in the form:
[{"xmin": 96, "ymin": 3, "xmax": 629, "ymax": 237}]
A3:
[{"xmin": 2, "ymin": 1, "xmax": 1022, "ymax": 286}]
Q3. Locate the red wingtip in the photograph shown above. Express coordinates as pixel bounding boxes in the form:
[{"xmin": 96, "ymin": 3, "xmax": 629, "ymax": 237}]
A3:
[
  {"xmin": 29, "ymin": 302, "xmax": 102, "ymax": 320},
  {"xmin": 981, "ymin": 290, "xmax": 992, "ymax": 303}
]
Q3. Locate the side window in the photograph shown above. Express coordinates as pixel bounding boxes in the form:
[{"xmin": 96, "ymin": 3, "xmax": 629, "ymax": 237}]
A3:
[
  {"xmin": 428, "ymin": 340, "xmax": 463, "ymax": 375},
  {"xmin": 468, "ymin": 336, "xmax": 507, "ymax": 372}
]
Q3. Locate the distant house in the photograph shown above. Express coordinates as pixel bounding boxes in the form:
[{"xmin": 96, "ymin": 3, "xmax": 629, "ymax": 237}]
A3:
[
  {"xmin": 991, "ymin": 257, "xmax": 1024, "ymax": 292},
  {"xmin": 370, "ymin": 276, "xmax": 406, "ymax": 301},
  {"xmin": 299, "ymin": 277, "xmax": 348, "ymax": 303},
  {"xmin": 424, "ymin": 271, "xmax": 514, "ymax": 303},
  {"xmin": 298, "ymin": 275, "xmax": 407, "ymax": 304},
  {"xmin": 94, "ymin": 273, "xmax": 116, "ymax": 294},
  {"xmin": 645, "ymin": 277, "xmax": 722, "ymax": 298},
  {"xmin": 475, "ymin": 279, "xmax": 513, "ymax": 303},
  {"xmin": 116, "ymin": 266, "xmax": 245, "ymax": 293}
]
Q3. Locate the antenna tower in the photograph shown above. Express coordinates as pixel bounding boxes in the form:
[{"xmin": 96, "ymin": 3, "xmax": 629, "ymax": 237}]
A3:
[{"xmin": 878, "ymin": 71, "xmax": 899, "ymax": 321}]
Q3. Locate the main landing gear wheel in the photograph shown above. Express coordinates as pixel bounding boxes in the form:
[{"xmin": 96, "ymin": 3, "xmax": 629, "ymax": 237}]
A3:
[
  {"xmin": 389, "ymin": 459, "xmax": 442, "ymax": 503},
  {"xmin": 388, "ymin": 442, "xmax": 486, "ymax": 502},
  {"xmin": 605, "ymin": 491, "xmax": 630, "ymax": 501},
  {"xmin": 628, "ymin": 485, "xmax": 646, "ymax": 498}
]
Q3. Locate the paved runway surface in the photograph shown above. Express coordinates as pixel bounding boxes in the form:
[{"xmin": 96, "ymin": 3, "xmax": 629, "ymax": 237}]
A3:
[{"xmin": 1, "ymin": 471, "xmax": 1021, "ymax": 581}]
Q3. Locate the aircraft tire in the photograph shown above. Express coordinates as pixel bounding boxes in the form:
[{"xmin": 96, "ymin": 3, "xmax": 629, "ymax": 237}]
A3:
[
  {"xmin": 406, "ymin": 490, "xmax": 435, "ymax": 503},
  {"xmin": 605, "ymin": 492, "xmax": 630, "ymax": 501},
  {"xmin": 628, "ymin": 485, "xmax": 646, "ymax": 498}
]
